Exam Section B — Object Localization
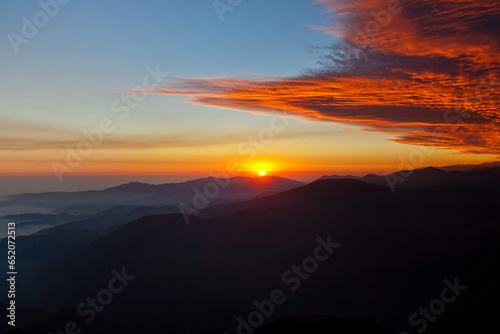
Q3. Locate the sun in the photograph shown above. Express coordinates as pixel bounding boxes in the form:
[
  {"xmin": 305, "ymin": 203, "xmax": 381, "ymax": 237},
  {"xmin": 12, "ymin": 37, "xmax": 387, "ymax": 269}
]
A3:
[{"xmin": 253, "ymin": 161, "xmax": 273, "ymax": 176}]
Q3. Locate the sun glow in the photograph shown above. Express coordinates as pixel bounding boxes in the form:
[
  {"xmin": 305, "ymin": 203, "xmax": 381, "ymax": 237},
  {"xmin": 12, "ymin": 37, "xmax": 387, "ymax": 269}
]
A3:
[{"xmin": 253, "ymin": 161, "xmax": 273, "ymax": 176}]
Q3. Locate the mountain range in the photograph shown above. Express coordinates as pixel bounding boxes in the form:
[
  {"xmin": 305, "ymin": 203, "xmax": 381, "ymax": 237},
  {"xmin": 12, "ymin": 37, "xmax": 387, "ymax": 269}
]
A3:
[{"xmin": 1, "ymin": 165, "xmax": 500, "ymax": 333}]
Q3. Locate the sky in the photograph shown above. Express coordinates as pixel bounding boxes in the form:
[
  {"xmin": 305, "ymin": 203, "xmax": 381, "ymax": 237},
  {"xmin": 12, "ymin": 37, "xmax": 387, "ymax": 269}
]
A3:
[{"xmin": 0, "ymin": 0, "xmax": 498, "ymax": 184}]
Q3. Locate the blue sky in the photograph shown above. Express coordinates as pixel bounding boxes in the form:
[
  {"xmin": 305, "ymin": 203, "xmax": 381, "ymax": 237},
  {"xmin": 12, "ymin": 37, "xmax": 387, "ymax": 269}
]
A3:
[{"xmin": 0, "ymin": 0, "xmax": 332, "ymax": 134}]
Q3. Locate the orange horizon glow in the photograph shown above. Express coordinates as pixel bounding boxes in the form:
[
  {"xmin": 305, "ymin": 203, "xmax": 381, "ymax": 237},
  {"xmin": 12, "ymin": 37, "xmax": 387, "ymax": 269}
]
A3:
[
  {"xmin": 2, "ymin": 159, "xmax": 499, "ymax": 182},
  {"xmin": 1, "ymin": 149, "xmax": 498, "ymax": 179}
]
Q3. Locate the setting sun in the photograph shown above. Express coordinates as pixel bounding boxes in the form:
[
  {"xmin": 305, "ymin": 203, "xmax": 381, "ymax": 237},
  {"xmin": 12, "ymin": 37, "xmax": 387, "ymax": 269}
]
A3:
[{"xmin": 259, "ymin": 170, "xmax": 266, "ymax": 176}]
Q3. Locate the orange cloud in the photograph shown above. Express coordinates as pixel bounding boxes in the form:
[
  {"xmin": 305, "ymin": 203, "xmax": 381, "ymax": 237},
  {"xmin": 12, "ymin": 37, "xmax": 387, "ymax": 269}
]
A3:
[
  {"xmin": 314, "ymin": 0, "xmax": 500, "ymax": 60},
  {"xmin": 150, "ymin": 0, "xmax": 500, "ymax": 154}
]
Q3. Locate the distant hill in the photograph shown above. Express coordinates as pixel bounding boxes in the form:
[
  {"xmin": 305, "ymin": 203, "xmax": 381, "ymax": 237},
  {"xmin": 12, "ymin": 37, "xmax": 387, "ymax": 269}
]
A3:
[
  {"xmin": 0, "ymin": 213, "xmax": 84, "ymax": 238},
  {"xmin": 435, "ymin": 161, "xmax": 500, "ymax": 171},
  {"xmin": 320, "ymin": 164, "xmax": 500, "ymax": 190},
  {"xmin": 0, "ymin": 175, "xmax": 304, "ymax": 215}
]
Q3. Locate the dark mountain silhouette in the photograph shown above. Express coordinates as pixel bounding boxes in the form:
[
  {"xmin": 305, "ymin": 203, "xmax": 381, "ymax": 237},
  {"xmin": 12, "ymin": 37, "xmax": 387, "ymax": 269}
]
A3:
[
  {"xmin": 1, "ymin": 176, "xmax": 304, "ymax": 215},
  {"xmin": 316, "ymin": 174, "xmax": 359, "ymax": 181},
  {"xmin": 133, "ymin": 175, "xmax": 305, "ymax": 207},
  {"xmin": 104, "ymin": 181, "xmax": 158, "ymax": 192},
  {"xmin": 10, "ymin": 166, "xmax": 500, "ymax": 334},
  {"xmin": 42, "ymin": 205, "xmax": 179, "ymax": 233},
  {"xmin": 0, "ymin": 204, "xmax": 183, "ymax": 286},
  {"xmin": 320, "ymin": 165, "xmax": 500, "ymax": 190},
  {"xmin": 200, "ymin": 178, "xmax": 386, "ymax": 219},
  {"xmin": 254, "ymin": 315, "xmax": 392, "ymax": 334},
  {"xmin": 0, "ymin": 213, "xmax": 77, "ymax": 222},
  {"xmin": 0, "ymin": 213, "xmax": 85, "ymax": 237},
  {"xmin": 435, "ymin": 161, "xmax": 500, "ymax": 171}
]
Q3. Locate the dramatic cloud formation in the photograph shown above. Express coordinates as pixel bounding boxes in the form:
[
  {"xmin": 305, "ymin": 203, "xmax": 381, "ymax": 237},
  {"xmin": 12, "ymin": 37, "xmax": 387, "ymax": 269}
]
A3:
[{"xmin": 152, "ymin": 0, "xmax": 500, "ymax": 154}]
